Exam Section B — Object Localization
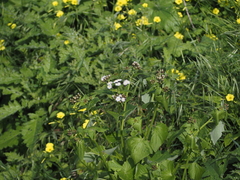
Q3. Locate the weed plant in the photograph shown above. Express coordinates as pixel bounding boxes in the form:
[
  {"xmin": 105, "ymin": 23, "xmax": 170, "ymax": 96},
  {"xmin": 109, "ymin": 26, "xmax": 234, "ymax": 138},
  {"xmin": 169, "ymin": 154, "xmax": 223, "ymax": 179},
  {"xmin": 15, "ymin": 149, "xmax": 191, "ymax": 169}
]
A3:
[{"xmin": 0, "ymin": 0, "xmax": 240, "ymax": 179}]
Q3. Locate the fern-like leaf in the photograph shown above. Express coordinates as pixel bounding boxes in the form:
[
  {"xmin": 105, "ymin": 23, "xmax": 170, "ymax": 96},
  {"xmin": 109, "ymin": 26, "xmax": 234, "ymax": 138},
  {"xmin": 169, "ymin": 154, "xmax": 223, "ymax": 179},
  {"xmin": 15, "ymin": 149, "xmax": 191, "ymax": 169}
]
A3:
[
  {"xmin": 0, "ymin": 101, "xmax": 23, "ymax": 121},
  {"xmin": 0, "ymin": 129, "xmax": 20, "ymax": 150},
  {"xmin": 21, "ymin": 110, "xmax": 44, "ymax": 151}
]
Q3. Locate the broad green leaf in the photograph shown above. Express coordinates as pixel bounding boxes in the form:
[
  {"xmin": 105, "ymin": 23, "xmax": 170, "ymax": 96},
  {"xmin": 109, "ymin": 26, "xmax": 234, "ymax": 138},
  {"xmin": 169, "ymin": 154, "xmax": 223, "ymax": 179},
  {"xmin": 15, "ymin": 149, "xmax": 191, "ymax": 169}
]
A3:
[
  {"xmin": 108, "ymin": 160, "xmax": 122, "ymax": 171},
  {"xmin": 150, "ymin": 123, "xmax": 168, "ymax": 152},
  {"xmin": 127, "ymin": 137, "xmax": 152, "ymax": 164},
  {"xmin": 134, "ymin": 164, "xmax": 148, "ymax": 180},
  {"xmin": 141, "ymin": 93, "xmax": 151, "ymax": 104},
  {"xmin": 76, "ymin": 140, "xmax": 85, "ymax": 162},
  {"xmin": 0, "ymin": 101, "xmax": 23, "ymax": 121},
  {"xmin": 189, "ymin": 162, "xmax": 205, "ymax": 180},
  {"xmin": 118, "ymin": 160, "xmax": 134, "ymax": 180},
  {"xmin": 0, "ymin": 129, "xmax": 20, "ymax": 150},
  {"xmin": 160, "ymin": 160, "xmax": 176, "ymax": 180},
  {"xmin": 210, "ymin": 121, "xmax": 224, "ymax": 145},
  {"xmin": 127, "ymin": 117, "xmax": 142, "ymax": 133}
]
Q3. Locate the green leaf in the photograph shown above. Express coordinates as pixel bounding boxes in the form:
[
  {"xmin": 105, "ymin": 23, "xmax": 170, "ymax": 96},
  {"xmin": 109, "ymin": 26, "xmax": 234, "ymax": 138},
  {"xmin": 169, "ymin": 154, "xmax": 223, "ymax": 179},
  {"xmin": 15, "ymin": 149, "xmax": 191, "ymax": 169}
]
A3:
[
  {"xmin": 150, "ymin": 123, "xmax": 168, "ymax": 152},
  {"xmin": 141, "ymin": 93, "xmax": 151, "ymax": 104},
  {"xmin": 118, "ymin": 160, "xmax": 134, "ymax": 180},
  {"xmin": 188, "ymin": 162, "xmax": 205, "ymax": 180},
  {"xmin": 127, "ymin": 137, "xmax": 152, "ymax": 164},
  {"xmin": 210, "ymin": 121, "xmax": 224, "ymax": 145},
  {"xmin": 160, "ymin": 160, "xmax": 176, "ymax": 180},
  {"xmin": 76, "ymin": 140, "xmax": 85, "ymax": 162},
  {"xmin": 108, "ymin": 160, "xmax": 122, "ymax": 171},
  {"xmin": 21, "ymin": 110, "xmax": 44, "ymax": 151},
  {"xmin": 4, "ymin": 152, "xmax": 24, "ymax": 162},
  {"xmin": 134, "ymin": 164, "xmax": 148, "ymax": 180},
  {"xmin": 127, "ymin": 117, "xmax": 142, "ymax": 133},
  {"xmin": 0, "ymin": 101, "xmax": 23, "ymax": 121},
  {"xmin": 0, "ymin": 129, "xmax": 20, "ymax": 150}
]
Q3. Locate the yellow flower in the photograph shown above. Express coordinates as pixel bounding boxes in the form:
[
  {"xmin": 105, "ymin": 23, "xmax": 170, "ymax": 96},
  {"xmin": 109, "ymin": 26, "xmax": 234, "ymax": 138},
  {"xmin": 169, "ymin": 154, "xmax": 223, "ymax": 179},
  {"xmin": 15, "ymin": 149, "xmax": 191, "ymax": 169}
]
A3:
[
  {"xmin": 60, "ymin": 178, "xmax": 67, "ymax": 180},
  {"xmin": 212, "ymin": 8, "xmax": 220, "ymax": 15},
  {"xmin": 52, "ymin": 1, "xmax": 58, "ymax": 6},
  {"xmin": 205, "ymin": 34, "xmax": 218, "ymax": 41},
  {"xmin": 45, "ymin": 143, "xmax": 54, "ymax": 153},
  {"xmin": 78, "ymin": 108, "xmax": 87, "ymax": 112},
  {"xmin": 114, "ymin": 22, "xmax": 122, "ymax": 30},
  {"xmin": 8, "ymin": 23, "xmax": 17, "ymax": 29},
  {"xmin": 63, "ymin": 0, "xmax": 69, "ymax": 3},
  {"xmin": 0, "ymin": 45, "xmax": 5, "ymax": 51},
  {"xmin": 57, "ymin": 112, "xmax": 65, "ymax": 119},
  {"xmin": 237, "ymin": 18, "xmax": 240, "ymax": 24},
  {"xmin": 69, "ymin": 113, "xmax": 76, "ymax": 115},
  {"xmin": 64, "ymin": 40, "xmax": 70, "ymax": 45},
  {"xmin": 153, "ymin": 16, "xmax": 161, "ymax": 23},
  {"xmin": 117, "ymin": 14, "xmax": 126, "ymax": 20},
  {"xmin": 175, "ymin": 0, "xmax": 183, "ymax": 5},
  {"xmin": 71, "ymin": 0, "xmax": 78, "ymax": 5},
  {"xmin": 0, "ymin": 39, "xmax": 5, "ymax": 44},
  {"xmin": 56, "ymin": 10, "xmax": 64, "ymax": 17},
  {"xmin": 82, "ymin": 120, "xmax": 90, "ymax": 129},
  {"xmin": 128, "ymin": 9, "xmax": 137, "ymax": 15},
  {"xmin": 142, "ymin": 3, "xmax": 148, "ymax": 7},
  {"xmin": 177, "ymin": 72, "xmax": 186, "ymax": 81},
  {"xmin": 178, "ymin": 12, "xmax": 183, "ymax": 17},
  {"xmin": 116, "ymin": 0, "xmax": 128, "ymax": 6},
  {"xmin": 114, "ymin": 6, "xmax": 122, "ymax": 12},
  {"xmin": 174, "ymin": 32, "xmax": 184, "ymax": 40},
  {"xmin": 226, "ymin": 94, "xmax": 234, "ymax": 101}
]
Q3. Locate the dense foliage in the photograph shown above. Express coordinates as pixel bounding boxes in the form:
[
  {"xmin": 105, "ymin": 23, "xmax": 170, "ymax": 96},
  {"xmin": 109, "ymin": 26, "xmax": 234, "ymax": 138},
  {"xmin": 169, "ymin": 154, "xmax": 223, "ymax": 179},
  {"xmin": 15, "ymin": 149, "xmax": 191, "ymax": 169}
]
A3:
[{"xmin": 0, "ymin": 0, "xmax": 240, "ymax": 179}]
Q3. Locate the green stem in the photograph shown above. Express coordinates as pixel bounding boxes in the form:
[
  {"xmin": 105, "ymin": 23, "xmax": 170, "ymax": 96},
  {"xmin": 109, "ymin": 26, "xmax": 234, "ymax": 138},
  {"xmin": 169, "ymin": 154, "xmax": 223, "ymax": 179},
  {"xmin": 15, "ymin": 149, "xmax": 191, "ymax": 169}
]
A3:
[{"xmin": 145, "ymin": 105, "xmax": 158, "ymax": 139}]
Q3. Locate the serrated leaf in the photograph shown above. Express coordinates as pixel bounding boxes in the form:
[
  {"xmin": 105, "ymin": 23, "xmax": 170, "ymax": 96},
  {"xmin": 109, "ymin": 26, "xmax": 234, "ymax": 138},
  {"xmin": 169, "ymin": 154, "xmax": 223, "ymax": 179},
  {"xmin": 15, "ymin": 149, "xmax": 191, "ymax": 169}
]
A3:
[
  {"xmin": 4, "ymin": 152, "xmax": 24, "ymax": 162},
  {"xmin": 0, "ymin": 129, "xmax": 20, "ymax": 150},
  {"xmin": 21, "ymin": 112, "xmax": 44, "ymax": 151},
  {"xmin": 210, "ymin": 121, "xmax": 224, "ymax": 145},
  {"xmin": 0, "ymin": 101, "xmax": 23, "ymax": 121},
  {"xmin": 118, "ymin": 160, "xmax": 134, "ymax": 180},
  {"xmin": 127, "ymin": 137, "xmax": 152, "ymax": 164}
]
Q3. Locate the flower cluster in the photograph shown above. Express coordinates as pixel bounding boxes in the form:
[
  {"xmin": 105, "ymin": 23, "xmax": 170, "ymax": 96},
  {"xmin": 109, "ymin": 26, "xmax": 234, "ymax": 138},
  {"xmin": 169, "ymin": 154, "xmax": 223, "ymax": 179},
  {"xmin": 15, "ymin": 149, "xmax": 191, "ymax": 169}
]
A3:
[
  {"xmin": 171, "ymin": 69, "xmax": 186, "ymax": 81},
  {"xmin": 112, "ymin": 94, "xmax": 126, "ymax": 102},
  {"xmin": 0, "ymin": 40, "xmax": 5, "ymax": 51},
  {"xmin": 63, "ymin": 0, "xmax": 78, "ymax": 5},
  {"xmin": 107, "ymin": 79, "xmax": 130, "ymax": 89},
  {"xmin": 7, "ymin": 23, "xmax": 16, "ymax": 29},
  {"xmin": 205, "ymin": 34, "xmax": 218, "ymax": 41},
  {"xmin": 136, "ymin": 16, "xmax": 151, "ymax": 26},
  {"xmin": 45, "ymin": 143, "xmax": 54, "ymax": 153},
  {"xmin": 156, "ymin": 69, "xmax": 166, "ymax": 82},
  {"xmin": 132, "ymin": 61, "xmax": 141, "ymax": 69}
]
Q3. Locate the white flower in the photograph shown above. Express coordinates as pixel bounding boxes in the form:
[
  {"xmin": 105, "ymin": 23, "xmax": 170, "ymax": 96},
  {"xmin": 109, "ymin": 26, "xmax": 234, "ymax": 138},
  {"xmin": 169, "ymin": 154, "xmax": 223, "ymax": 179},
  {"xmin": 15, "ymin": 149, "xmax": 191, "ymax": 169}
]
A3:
[
  {"xmin": 107, "ymin": 82, "xmax": 113, "ymax": 89},
  {"xmin": 123, "ymin": 80, "xmax": 130, "ymax": 85},
  {"xmin": 115, "ymin": 82, "xmax": 121, "ymax": 86},
  {"xmin": 114, "ymin": 79, "xmax": 122, "ymax": 83},
  {"xmin": 115, "ymin": 96, "xmax": 121, "ymax": 102},
  {"xmin": 121, "ymin": 97, "xmax": 126, "ymax": 102},
  {"xmin": 101, "ymin": 75, "xmax": 110, "ymax": 81}
]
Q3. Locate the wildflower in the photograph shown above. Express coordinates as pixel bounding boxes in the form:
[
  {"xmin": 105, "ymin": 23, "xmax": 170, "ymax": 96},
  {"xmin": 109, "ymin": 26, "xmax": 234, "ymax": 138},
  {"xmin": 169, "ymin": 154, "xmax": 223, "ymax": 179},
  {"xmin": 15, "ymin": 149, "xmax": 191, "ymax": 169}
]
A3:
[
  {"xmin": 114, "ymin": 5, "xmax": 122, "ymax": 12},
  {"xmin": 174, "ymin": 32, "xmax": 184, "ymax": 40},
  {"xmin": 136, "ymin": 16, "xmax": 151, "ymax": 26},
  {"xmin": 128, "ymin": 9, "xmax": 137, "ymax": 15},
  {"xmin": 78, "ymin": 108, "xmax": 87, "ymax": 112},
  {"xmin": 212, "ymin": 8, "xmax": 220, "ymax": 15},
  {"xmin": 237, "ymin": 18, "xmax": 240, "ymax": 24},
  {"xmin": 56, "ymin": 10, "xmax": 64, "ymax": 17},
  {"xmin": 153, "ymin": 16, "xmax": 161, "ymax": 23},
  {"xmin": 101, "ymin": 75, "xmax": 111, "ymax": 81},
  {"xmin": 117, "ymin": 14, "xmax": 126, "ymax": 20},
  {"xmin": 8, "ymin": 23, "xmax": 16, "ymax": 29},
  {"xmin": 107, "ymin": 82, "xmax": 113, "ymax": 89},
  {"xmin": 142, "ymin": 3, "xmax": 148, "ymax": 7},
  {"xmin": 0, "ymin": 40, "xmax": 5, "ymax": 51},
  {"xmin": 175, "ymin": 0, "xmax": 183, "ymax": 5},
  {"xmin": 45, "ymin": 143, "xmax": 54, "ymax": 153},
  {"xmin": 52, "ymin": 1, "xmax": 58, "ymax": 6},
  {"xmin": 226, "ymin": 94, "xmax": 234, "ymax": 101},
  {"xmin": 90, "ymin": 111, "xmax": 98, "ymax": 115},
  {"xmin": 116, "ymin": 0, "xmax": 128, "ymax": 6},
  {"xmin": 177, "ymin": 72, "xmax": 186, "ymax": 81},
  {"xmin": 60, "ymin": 178, "xmax": 67, "ymax": 180},
  {"xmin": 63, "ymin": 0, "xmax": 69, "ymax": 3},
  {"xmin": 82, "ymin": 120, "xmax": 90, "ymax": 129},
  {"xmin": 205, "ymin": 34, "xmax": 218, "ymax": 41},
  {"xmin": 64, "ymin": 40, "xmax": 70, "ymax": 45},
  {"xmin": 123, "ymin": 80, "xmax": 130, "ymax": 85},
  {"xmin": 71, "ymin": 0, "xmax": 78, "ymax": 5},
  {"xmin": 57, "ymin": 112, "xmax": 65, "ymax": 119},
  {"xmin": 178, "ymin": 12, "xmax": 183, "ymax": 17},
  {"xmin": 114, "ymin": 22, "xmax": 122, "ymax": 30},
  {"xmin": 113, "ymin": 94, "xmax": 126, "ymax": 102},
  {"xmin": 114, "ymin": 79, "xmax": 122, "ymax": 86}
]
